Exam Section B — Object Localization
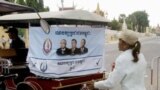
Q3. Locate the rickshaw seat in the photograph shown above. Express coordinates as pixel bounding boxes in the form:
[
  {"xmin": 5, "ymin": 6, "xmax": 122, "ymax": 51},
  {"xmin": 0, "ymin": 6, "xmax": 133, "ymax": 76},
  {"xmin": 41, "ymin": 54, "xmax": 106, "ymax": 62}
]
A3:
[
  {"xmin": 0, "ymin": 49, "xmax": 16, "ymax": 58},
  {"xmin": 0, "ymin": 48, "xmax": 28, "ymax": 65}
]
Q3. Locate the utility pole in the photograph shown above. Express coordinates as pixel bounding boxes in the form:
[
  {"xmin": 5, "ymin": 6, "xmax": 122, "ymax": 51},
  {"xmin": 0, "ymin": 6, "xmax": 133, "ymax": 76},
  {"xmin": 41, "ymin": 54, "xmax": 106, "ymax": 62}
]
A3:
[{"xmin": 61, "ymin": 0, "xmax": 64, "ymax": 11}]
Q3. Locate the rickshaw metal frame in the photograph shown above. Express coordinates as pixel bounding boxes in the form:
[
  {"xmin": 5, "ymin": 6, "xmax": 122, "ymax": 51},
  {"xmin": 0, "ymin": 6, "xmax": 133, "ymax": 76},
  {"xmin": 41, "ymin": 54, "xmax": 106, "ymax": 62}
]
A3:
[
  {"xmin": 151, "ymin": 56, "xmax": 160, "ymax": 90},
  {"xmin": 0, "ymin": 10, "xmax": 109, "ymax": 90}
]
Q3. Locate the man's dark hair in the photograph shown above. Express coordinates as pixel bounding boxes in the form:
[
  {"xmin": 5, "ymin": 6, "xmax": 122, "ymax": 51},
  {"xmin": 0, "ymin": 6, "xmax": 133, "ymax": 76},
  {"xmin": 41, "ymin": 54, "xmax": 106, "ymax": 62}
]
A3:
[
  {"xmin": 62, "ymin": 39, "xmax": 67, "ymax": 45},
  {"xmin": 82, "ymin": 39, "xmax": 86, "ymax": 45},
  {"xmin": 72, "ymin": 39, "xmax": 77, "ymax": 44},
  {"xmin": 6, "ymin": 28, "xmax": 18, "ymax": 35}
]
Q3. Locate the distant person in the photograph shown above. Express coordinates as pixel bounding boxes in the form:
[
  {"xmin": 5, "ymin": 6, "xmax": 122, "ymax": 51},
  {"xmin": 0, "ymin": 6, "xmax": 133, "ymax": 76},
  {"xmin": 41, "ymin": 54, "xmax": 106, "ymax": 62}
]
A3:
[
  {"xmin": 79, "ymin": 39, "xmax": 88, "ymax": 54},
  {"xmin": 70, "ymin": 39, "xmax": 80, "ymax": 55},
  {"xmin": 6, "ymin": 28, "xmax": 25, "ymax": 49},
  {"xmin": 56, "ymin": 39, "xmax": 70, "ymax": 55}
]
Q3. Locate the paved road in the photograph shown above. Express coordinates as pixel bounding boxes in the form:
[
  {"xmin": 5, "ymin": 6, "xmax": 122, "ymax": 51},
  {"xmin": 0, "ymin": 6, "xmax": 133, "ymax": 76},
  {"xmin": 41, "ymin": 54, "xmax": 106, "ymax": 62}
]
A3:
[{"xmin": 104, "ymin": 36, "xmax": 160, "ymax": 90}]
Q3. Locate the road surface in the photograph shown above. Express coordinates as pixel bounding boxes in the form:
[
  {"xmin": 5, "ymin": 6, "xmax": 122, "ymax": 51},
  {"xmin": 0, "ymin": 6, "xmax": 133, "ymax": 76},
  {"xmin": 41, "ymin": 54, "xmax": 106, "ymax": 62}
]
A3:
[{"xmin": 104, "ymin": 36, "xmax": 160, "ymax": 90}]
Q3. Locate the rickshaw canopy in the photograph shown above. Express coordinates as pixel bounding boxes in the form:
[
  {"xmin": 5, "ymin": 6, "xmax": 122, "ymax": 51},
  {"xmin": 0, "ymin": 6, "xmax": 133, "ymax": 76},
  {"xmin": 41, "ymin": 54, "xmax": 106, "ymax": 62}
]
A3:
[
  {"xmin": 0, "ymin": 0, "xmax": 34, "ymax": 14},
  {"xmin": 0, "ymin": 10, "xmax": 109, "ymax": 27}
]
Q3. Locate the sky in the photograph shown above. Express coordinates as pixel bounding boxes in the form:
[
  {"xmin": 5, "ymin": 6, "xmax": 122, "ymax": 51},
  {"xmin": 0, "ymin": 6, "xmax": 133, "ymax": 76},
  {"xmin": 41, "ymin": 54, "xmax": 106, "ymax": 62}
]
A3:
[{"xmin": 44, "ymin": 0, "xmax": 160, "ymax": 27}]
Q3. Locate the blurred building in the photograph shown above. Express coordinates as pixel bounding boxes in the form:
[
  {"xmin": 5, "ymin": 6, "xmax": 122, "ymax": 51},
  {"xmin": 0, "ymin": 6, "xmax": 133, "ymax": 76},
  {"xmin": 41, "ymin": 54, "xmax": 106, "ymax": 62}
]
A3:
[
  {"xmin": 59, "ymin": 1, "xmax": 75, "ymax": 11},
  {"xmin": 59, "ymin": 6, "xmax": 75, "ymax": 11},
  {"xmin": 94, "ymin": 3, "xmax": 105, "ymax": 17},
  {"xmin": 122, "ymin": 18, "xmax": 127, "ymax": 31},
  {"xmin": 155, "ymin": 24, "xmax": 160, "ymax": 36}
]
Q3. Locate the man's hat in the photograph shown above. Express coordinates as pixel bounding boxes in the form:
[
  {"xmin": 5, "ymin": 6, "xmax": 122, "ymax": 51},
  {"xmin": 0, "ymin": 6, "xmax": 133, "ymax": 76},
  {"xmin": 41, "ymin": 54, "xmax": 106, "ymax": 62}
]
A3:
[
  {"xmin": 6, "ymin": 27, "xmax": 18, "ymax": 34},
  {"xmin": 119, "ymin": 30, "xmax": 139, "ymax": 45}
]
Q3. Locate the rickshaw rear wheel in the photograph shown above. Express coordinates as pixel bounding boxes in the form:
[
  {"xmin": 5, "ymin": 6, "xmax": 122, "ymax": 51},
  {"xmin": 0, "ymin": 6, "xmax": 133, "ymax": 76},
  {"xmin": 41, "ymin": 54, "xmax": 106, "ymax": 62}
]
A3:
[{"xmin": 17, "ymin": 82, "xmax": 38, "ymax": 90}]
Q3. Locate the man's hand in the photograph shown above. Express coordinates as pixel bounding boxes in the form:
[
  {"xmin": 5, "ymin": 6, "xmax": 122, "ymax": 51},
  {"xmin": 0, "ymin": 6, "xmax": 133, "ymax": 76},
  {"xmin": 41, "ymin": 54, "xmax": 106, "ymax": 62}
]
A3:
[
  {"xmin": 86, "ymin": 81, "xmax": 99, "ymax": 90},
  {"xmin": 87, "ymin": 83, "xmax": 94, "ymax": 90},
  {"xmin": 111, "ymin": 62, "xmax": 115, "ymax": 71}
]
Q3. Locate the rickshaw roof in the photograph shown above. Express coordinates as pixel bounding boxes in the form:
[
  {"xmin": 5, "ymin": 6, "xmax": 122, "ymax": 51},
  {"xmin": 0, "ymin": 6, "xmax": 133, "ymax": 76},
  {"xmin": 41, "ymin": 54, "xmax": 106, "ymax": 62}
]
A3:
[
  {"xmin": 0, "ymin": 10, "xmax": 109, "ymax": 27},
  {"xmin": 0, "ymin": 0, "xmax": 34, "ymax": 14}
]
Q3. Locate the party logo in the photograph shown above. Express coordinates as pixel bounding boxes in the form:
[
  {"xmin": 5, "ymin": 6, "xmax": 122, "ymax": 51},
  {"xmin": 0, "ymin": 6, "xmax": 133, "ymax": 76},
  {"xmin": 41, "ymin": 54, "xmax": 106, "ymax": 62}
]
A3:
[
  {"xmin": 43, "ymin": 38, "xmax": 52, "ymax": 55},
  {"xmin": 40, "ymin": 62, "xmax": 48, "ymax": 72}
]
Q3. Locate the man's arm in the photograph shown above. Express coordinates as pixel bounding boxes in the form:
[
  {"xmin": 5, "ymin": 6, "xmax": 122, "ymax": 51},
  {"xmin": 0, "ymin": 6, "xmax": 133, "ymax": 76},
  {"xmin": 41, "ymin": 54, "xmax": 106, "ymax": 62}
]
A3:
[{"xmin": 94, "ymin": 58, "xmax": 126, "ymax": 90}]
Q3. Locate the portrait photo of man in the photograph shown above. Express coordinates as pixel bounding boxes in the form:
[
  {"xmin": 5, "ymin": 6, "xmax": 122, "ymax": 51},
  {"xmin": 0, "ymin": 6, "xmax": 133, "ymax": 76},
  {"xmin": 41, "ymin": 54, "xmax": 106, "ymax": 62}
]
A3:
[
  {"xmin": 79, "ymin": 39, "xmax": 88, "ymax": 54},
  {"xmin": 56, "ymin": 39, "xmax": 70, "ymax": 56},
  {"xmin": 70, "ymin": 39, "xmax": 80, "ymax": 55}
]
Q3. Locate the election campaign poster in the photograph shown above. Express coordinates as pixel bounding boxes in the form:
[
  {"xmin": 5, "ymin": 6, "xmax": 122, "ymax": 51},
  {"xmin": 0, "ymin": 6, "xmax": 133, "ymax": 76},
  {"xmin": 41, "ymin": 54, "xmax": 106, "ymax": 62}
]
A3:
[{"xmin": 27, "ymin": 26, "xmax": 105, "ymax": 78}]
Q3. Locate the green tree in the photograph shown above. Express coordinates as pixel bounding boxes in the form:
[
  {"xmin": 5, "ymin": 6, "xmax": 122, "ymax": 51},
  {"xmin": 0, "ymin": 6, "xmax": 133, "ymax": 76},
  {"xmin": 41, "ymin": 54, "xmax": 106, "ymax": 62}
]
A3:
[
  {"xmin": 126, "ymin": 11, "xmax": 149, "ymax": 32},
  {"xmin": 26, "ymin": 0, "xmax": 49, "ymax": 11},
  {"xmin": 5, "ymin": 0, "xmax": 15, "ymax": 3},
  {"xmin": 119, "ymin": 14, "xmax": 126, "ymax": 23},
  {"xmin": 5, "ymin": 0, "xmax": 49, "ymax": 12},
  {"xmin": 108, "ymin": 19, "xmax": 121, "ymax": 30},
  {"xmin": 26, "ymin": 0, "xmax": 38, "ymax": 10},
  {"xmin": 18, "ymin": 28, "xmax": 25, "ymax": 37},
  {"xmin": 16, "ymin": 0, "xmax": 26, "ymax": 5},
  {"xmin": 126, "ymin": 14, "xmax": 137, "ymax": 30}
]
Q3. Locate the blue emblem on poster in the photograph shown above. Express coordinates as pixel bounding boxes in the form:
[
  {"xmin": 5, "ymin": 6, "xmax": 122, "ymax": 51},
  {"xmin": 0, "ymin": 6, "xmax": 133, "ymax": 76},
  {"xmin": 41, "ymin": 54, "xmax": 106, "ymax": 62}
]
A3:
[
  {"xmin": 40, "ymin": 62, "xmax": 48, "ymax": 72},
  {"xmin": 43, "ymin": 38, "xmax": 52, "ymax": 55}
]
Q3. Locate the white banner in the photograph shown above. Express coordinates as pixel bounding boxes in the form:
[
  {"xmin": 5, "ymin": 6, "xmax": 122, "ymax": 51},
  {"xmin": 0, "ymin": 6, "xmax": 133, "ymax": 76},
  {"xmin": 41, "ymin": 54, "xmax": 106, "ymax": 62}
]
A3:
[{"xmin": 27, "ymin": 26, "xmax": 105, "ymax": 78}]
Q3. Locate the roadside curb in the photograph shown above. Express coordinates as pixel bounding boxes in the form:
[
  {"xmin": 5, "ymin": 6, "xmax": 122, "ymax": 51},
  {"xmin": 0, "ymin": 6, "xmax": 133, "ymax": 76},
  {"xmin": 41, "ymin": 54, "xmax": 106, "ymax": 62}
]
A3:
[{"xmin": 106, "ymin": 36, "xmax": 157, "ymax": 45}]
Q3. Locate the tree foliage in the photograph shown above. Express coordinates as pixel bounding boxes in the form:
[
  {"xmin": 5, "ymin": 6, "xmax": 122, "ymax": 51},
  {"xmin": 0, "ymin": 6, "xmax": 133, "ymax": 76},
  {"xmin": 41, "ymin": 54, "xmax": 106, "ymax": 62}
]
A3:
[
  {"xmin": 126, "ymin": 14, "xmax": 137, "ymax": 30},
  {"xmin": 108, "ymin": 19, "xmax": 121, "ymax": 31},
  {"xmin": 126, "ymin": 11, "xmax": 149, "ymax": 32},
  {"xmin": 16, "ymin": 0, "xmax": 25, "ymax": 5},
  {"xmin": 5, "ymin": 0, "xmax": 14, "ymax": 3},
  {"xmin": 119, "ymin": 14, "xmax": 126, "ymax": 23},
  {"xmin": 5, "ymin": 0, "xmax": 49, "ymax": 12}
]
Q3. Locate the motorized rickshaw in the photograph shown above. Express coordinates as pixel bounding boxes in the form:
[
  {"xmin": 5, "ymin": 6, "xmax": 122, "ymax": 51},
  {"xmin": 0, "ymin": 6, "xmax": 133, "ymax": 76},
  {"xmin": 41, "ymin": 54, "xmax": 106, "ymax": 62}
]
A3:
[{"xmin": 0, "ymin": 10, "xmax": 108, "ymax": 90}]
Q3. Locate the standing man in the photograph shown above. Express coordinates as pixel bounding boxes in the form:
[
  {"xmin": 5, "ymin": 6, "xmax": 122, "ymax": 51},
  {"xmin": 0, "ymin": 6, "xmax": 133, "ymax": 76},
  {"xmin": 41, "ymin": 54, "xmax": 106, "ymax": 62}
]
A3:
[
  {"xmin": 87, "ymin": 30, "xmax": 147, "ymax": 90},
  {"xmin": 6, "ymin": 27, "xmax": 25, "ymax": 49}
]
